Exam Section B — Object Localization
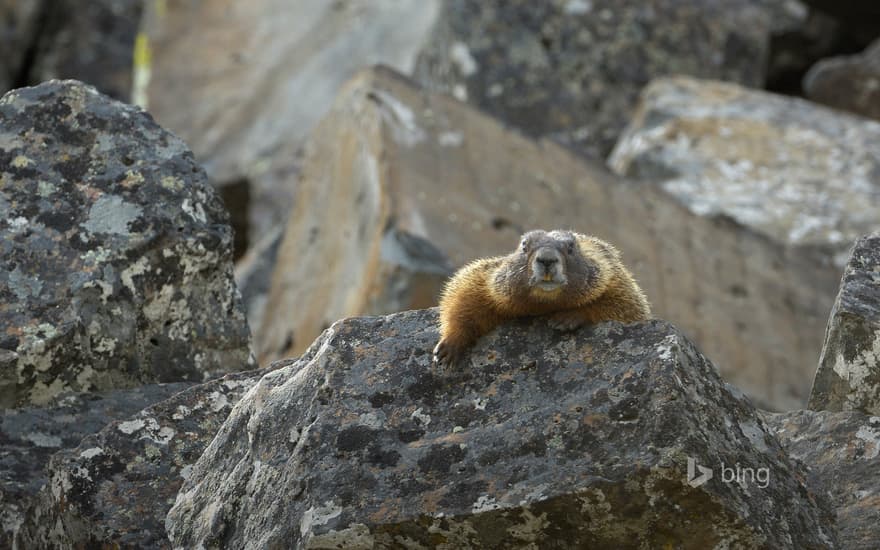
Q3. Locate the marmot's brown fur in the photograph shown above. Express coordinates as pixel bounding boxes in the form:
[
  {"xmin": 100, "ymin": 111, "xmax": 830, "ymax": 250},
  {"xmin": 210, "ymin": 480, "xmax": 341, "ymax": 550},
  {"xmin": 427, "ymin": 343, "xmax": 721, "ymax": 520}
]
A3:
[{"xmin": 433, "ymin": 230, "xmax": 651, "ymax": 366}]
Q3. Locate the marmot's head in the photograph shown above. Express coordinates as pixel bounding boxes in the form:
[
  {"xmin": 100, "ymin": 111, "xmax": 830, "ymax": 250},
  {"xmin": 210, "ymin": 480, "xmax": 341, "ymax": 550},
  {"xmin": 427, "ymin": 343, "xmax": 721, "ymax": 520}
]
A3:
[{"xmin": 496, "ymin": 229, "xmax": 603, "ymax": 302}]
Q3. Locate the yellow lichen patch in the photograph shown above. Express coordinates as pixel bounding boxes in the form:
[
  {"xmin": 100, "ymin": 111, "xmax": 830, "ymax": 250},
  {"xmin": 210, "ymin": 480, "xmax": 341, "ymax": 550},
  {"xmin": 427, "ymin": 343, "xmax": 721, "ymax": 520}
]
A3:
[
  {"xmin": 121, "ymin": 170, "xmax": 145, "ymax": 188},
  {"xmin": 161, "ymin": 175, "xmax": 183, "ymax": 191},
  {"xmin": 12, "ymin": 155, "xmax": 33, "ymax": 168}
]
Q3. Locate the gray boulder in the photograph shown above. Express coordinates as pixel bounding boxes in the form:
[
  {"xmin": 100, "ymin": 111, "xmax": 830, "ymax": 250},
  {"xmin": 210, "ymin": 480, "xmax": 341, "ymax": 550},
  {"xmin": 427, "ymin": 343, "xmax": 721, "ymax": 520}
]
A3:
[
  {"xmin": 805, "ymin": 38, "xmax": 880, "ymax": 122},
  {"xmin": 0, "ymin": 382, "xmax": 192, "ymax": 547},
  {"xmin": 16, "ymin": 366, "xmax": 276, "ymax": 549},
  {"xmin": 413, "ymin": 0, "xmax": 805, "ymax": 158},
  {"xmin": 0, "ymin": 80, "xmax": 254, "ymax": 407},
  {"xmin": 810, "ymin": 233, "xmax": 880, "ymax": 415},
  {"xmin": 168, "ymin": 309, "xmax": 836, "ymax": 548},
  {"xmin": 765, "ymin": 409, "xmax": 880, "ymax": 550}
]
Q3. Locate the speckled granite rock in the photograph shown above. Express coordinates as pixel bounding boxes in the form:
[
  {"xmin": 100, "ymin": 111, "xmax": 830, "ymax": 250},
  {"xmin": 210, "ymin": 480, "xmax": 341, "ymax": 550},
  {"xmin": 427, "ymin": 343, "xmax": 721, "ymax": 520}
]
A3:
[
  {"xmin": 805, "ymin": 38, "xmax": 880, "ymax": 122},
  {"xmin": 765, "ymin": 409, "xmax": 880, "ymax": 550},
  {"xmin": 0, "ymin": 80, "xmax": 254, "ymax": 407},
  {"xmin": 810, "ymin": 234, "xmax": 880, "ymax": 415},
  {"xmin": 609, "ymin": 76, "xmax": 880, "ymax": 261},
  {"xmin": 16, "ymin": 366, "xmax": 276, "ymax": 549},
  {"xmin": 168, "ymin": 309, "xmax": 837, "ymax": 549},
  {"xmin": 413, "ymin": 0, "xmax": 806, "ymax": 159},
  {"xmin": 0, "ymin": 382, "xmax": 192, "ymax": 546}
]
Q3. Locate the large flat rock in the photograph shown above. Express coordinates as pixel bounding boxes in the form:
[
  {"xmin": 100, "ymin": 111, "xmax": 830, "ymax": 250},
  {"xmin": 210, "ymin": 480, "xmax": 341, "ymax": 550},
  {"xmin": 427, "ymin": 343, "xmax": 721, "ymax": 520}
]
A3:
[
  {"xmin": 765, "ymin": 409, "xmax": 880, "ymax": 550},
  {"xmin": 413, "ymin": 0, "xmax": 805, "ymax": 158},
  {"xmin": 260, "ymin": 66, "xmax": 843, "ymax": 410},
  {"xmin": 168, "ymin": 309, "xmax": 836, "ymax": 548},
  {"xmin": 609, "ymin": 76, "xmax": 880, "ymax": 257},
  {"xmin": 810, "ymin": 233, "xmax": 880, "ymax": 415},
  {"xmin": 0, "ymin": 80, "xmax": 254, "ymax": 407}
]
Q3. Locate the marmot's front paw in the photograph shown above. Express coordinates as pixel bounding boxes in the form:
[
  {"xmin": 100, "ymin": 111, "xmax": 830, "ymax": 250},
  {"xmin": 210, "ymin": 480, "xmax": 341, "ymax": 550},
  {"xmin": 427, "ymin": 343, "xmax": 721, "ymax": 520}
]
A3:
[
  {"xmin": 547, "ymin": 311, "xmax": 585, "ymax": 331},
  {"xmin": 433, "ymin": 339, "xmax": 465, "ymax": 368}
]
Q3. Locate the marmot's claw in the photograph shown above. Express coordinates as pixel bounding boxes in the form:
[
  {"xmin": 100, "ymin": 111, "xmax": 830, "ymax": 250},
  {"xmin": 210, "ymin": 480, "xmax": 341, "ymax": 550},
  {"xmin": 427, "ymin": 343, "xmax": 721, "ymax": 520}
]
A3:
[
  {"xmin": 547, "ymin": 312, "xmax": 584, "ymax": 331},
  {"xmin": 433, "ymin": 340, "xmax": 462, "ymax": 368}
]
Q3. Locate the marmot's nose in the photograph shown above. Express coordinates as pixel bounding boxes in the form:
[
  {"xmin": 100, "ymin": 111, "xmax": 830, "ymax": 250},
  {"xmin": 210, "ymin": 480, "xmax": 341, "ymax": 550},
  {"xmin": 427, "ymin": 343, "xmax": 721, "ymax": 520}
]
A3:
[{"xmin": 535, "ymin": 254, "xmax": 558, "ymax": 270}]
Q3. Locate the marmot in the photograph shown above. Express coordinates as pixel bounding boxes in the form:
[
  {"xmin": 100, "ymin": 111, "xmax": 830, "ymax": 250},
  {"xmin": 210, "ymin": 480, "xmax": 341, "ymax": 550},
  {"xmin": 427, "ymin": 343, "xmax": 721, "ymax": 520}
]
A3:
[{"xmin": 433, "ymin": 229, "xmax": 651, "ymax": 367}]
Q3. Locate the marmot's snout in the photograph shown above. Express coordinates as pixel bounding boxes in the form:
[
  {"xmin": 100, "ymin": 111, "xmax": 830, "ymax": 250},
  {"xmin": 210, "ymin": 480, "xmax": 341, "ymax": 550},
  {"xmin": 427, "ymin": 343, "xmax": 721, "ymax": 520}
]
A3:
[{"xmin": 531, "ymin": 246, "xmax": 566, "ymax": 289}]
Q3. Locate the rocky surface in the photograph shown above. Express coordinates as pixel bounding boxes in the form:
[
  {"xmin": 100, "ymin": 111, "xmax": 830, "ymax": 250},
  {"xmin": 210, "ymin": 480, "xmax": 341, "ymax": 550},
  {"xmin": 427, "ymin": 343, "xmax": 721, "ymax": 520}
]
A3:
[
  {"xmin": 0, "ymin": 382, "xmax": 192, "ymax": 546},
  {"xmin": 168, "ymin": 309, "xmax": 836, "ymax": 548},
  {"xmin": 0, "ymin": 0, "xmax": 41, "ymax": 92},
  {"xmin": 765, "ymin": 409, "xmax": 880, "ymax": 550},
  {"xmin": 138, "ymin": 0, "xmax": 440, "ymax": 252},
  {"xmin": 16, "ymin": 366, "xmax": 278, "ymax": 549},
  {"xmin": 234, "ymin": 227, "xmax": 284, "ymax": 338},
  {"xmin": 609, "ymin": 76, "xmax": 880, "ymax": 260},
  {"xmin": 810, "ymin": 233, "xmax": 880, "ymax": 416},
  {"xmin": 260, "ymin": 66, "xmax": 842, "ymax": 410},
  {"xmin": 805, "ymin": 38, "xmax": 880, "ymax": 122},
  {"xmin": 0, "ymin": 80, "xmax": 253, "ymax": 407},
  {"xmin": 413, "ymin": 0, "xmax": 806, "ymax": 159}
]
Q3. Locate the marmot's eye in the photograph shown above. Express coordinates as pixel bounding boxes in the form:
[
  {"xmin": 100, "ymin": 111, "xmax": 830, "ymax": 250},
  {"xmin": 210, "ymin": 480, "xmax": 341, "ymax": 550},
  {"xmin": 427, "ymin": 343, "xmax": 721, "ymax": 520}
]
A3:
[{"xmin": 567, "ymin": 242, "xmax": 575, "ymax": 254}]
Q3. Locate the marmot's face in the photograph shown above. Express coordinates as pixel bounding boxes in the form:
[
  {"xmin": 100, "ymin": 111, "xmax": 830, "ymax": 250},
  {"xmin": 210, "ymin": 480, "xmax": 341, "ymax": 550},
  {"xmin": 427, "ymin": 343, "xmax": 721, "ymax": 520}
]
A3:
[{"xmin": 517, "ymin": 230, "xmax": 584, "ymax": 296}]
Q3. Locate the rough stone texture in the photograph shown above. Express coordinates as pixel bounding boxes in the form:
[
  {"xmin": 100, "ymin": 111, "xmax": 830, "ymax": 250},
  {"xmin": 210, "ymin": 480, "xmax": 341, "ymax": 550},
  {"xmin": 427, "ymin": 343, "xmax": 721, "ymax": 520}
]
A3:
[
  {"xmin": 810, "ymin": 233, "xmax": 880, "ymax": 415},
  {"xmin": 168, "ymin": 309, "xmax": 837, "ymax": 548},
  {"xmin": 28, "ymin": 0, "xmax": 142, "ymax": 101},
  {"xmin": 0, "ymin": 80, "xmax": 254, "ymax": 407},
  {"xmin": 765, "ymin": 409, "xmax": 880, "ymax": 550},
  {"xmin": 234, "ymin": 226, "xmax": 283, "ymax": 340},
  {"xmin": 16, "ymin": 366, "xmax": 277, "ymax": 549},
  {"xmin": 805, "ymin": 38, "xmax": 880, "ymax": 122},
  {"xmin": 139, "ymin": 0, "xmax": 440, "ymax": 252},
  {"xmin": 260, "ymin": 66, "xmax": 842, "ymax": 410},
  {"xmin": 413, "ymin": 0, "xmax": 806, "ymax": 159},
  {"xmin": 609, "ymin": 76, "xmax": 880, "ymax": 261},
  {"xmin": 0, "ymin": 0, "xmax": 41, "ymax": 92},
  {"xmin": 0, "ymin": 382, "xmax": 192, "ymax": 546}
]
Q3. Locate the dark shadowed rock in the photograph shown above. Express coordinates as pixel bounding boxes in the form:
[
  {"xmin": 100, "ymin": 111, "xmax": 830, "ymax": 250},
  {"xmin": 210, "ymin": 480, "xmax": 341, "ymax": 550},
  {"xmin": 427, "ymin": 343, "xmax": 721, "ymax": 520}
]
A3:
[
  {"xmin": 805, "ymin": 38, "xmax": 880, "ymax": 122},
  {"xmin": 810, "ymin": 233, "xmax": 880, "ymax": 415},
  {"xmin": 765, "ymin": 409, "xmax": 880, "ymax": 550},
  {"xmin": 168, "ymin": 309, "xmax": 836, "ymax": 549},
  {"xmin": 413, "ymin": 0, "xmax": 805, "ymax": 159},
  {"xmin": 16, "ymin": 366, "xmax": 277, "ymax": 549},
  {"xmin": 800, "ymin": 0, "xmax": 880, "ymax": 44},
  {"xmin": 0, "ymin": 382, "xmax": 192, "ymax": 546},
  {"xmin": 0, "ymin": 80, "xmax": 254, "ymax": 407},
  {"xmin": 0, "ymin": 0, "xmax": 41, "ymax": 91},
  {"xmin": 28, "ymin": 0, "xmax": 142, "ymax": 100}
]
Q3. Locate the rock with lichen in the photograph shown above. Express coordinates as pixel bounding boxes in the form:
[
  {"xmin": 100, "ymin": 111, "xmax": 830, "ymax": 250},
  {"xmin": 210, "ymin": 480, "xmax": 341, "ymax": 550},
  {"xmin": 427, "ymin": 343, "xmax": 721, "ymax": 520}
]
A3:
[
  {"xmin": 167, "ymin": 309, "xmax": 837, "ymax": 548},
  {"xmin": 0, "ymin": 80, "xmax": 254, "ymax": 407},
  {"xmin": 810, "ymin": 233, "xmax": 880, "ymax": 415},
  {"xmin": 0, "ymin": 382, "xmax": 192, "ymax": 547},
  {"xmin": 765, "ymin": 409, "xmax": 880, "ymax": 550},
  {"xmin": 16, "ymin": 366, "xmax": 274, "ymax": 549},
  {"xmin": 413, "ymin": 0, "xmax": 806, "ymax": 159}
]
